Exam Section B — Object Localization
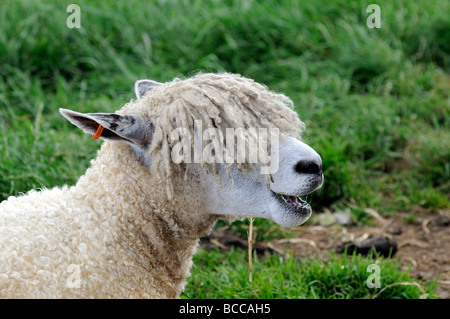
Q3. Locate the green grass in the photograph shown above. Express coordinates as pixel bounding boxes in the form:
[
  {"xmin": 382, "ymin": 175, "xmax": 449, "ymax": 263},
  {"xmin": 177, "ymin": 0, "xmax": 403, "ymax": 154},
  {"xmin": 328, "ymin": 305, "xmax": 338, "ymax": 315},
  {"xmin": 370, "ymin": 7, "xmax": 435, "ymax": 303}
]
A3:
[
  {"xmin": 183, "ymin": 247, "xmax": 438, "ymax": 299},
  {"xmin": 0, "ymin": 0, "xmax": 448, "ymax": 298}
]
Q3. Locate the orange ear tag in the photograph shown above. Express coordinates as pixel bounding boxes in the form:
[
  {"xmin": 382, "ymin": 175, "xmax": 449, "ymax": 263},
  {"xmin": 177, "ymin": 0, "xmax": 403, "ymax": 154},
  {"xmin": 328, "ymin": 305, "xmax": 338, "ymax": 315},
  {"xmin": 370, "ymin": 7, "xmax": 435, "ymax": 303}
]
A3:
[{"xmin": 92, "ymin": 124, "xmax": 104, "ymax": 140}]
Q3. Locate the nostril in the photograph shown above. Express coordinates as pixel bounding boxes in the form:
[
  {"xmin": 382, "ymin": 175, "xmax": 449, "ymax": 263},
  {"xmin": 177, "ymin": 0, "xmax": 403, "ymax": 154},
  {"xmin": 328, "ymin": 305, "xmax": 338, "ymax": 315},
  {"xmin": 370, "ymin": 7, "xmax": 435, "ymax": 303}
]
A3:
[{"xmin": 295, "ymin": 160, "xmax": 322, "ymax": 175}]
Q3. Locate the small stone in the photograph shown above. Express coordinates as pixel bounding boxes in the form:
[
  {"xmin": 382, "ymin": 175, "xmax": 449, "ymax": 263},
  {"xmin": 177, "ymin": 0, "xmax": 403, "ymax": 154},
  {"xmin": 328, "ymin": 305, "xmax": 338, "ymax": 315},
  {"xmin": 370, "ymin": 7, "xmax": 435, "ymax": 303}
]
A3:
[
  {"xmin": 357, "ymin": 235, "xmax": 398, "ymax": 257},
  {"xmin": 336, "ymin": 235, "xmax": 397, "ymax": 257},
  {"xmin": 333, "ymin": 210, "xmax": 353, "ymax": 226},
  {"xmin": 314, "ymin": 212, "xmax": 336, "ymax": 226},
  {"xmin": 386, "ymin": 225, "xmax": 403, "ymax": 235},
  {"xmin": 433, "ymin": 215, "xmax": 450, "ymax": 227}
]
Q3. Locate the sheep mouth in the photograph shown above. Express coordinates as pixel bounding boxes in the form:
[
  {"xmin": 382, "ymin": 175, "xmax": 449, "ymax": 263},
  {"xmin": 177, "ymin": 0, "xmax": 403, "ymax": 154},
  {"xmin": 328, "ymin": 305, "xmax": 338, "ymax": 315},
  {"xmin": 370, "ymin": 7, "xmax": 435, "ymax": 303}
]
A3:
[{"xmin": 272, "ymin": 192, "xmax": 311, "ymax": 217}]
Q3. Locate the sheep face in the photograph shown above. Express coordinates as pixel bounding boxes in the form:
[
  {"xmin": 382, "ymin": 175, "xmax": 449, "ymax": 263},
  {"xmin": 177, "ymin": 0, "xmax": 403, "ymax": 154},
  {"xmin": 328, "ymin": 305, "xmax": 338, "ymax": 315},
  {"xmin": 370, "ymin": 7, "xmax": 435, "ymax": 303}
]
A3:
[
  {"xmin": 202, "ymin": 135, "xmax": 323, "ymax": 228},
  {"xmin": 60, "ymin": 75, "xmax": 323, "ymax": 229}
]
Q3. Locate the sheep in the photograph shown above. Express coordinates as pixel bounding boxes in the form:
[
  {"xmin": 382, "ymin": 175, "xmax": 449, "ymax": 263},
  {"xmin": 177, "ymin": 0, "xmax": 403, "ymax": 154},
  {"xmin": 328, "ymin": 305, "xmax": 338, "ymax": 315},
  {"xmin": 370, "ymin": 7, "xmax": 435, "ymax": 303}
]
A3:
[{"xmin": 0, "ymin": 73, "xmax": 323, "ymax": 298}]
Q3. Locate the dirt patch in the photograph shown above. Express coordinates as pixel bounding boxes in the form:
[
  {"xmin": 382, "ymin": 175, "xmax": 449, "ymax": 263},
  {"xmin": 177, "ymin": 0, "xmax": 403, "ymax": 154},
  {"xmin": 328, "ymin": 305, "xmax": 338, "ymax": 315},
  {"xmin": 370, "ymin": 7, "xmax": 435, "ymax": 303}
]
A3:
[{"xmin": 202, "ymin": 211, "xmax": 450, "ymax": 298}]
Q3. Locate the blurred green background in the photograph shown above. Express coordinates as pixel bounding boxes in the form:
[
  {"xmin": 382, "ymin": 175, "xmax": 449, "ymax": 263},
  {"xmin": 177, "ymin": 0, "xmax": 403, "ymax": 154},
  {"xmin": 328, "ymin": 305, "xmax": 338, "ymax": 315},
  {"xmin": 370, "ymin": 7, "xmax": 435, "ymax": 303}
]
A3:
[{"xmin": 0, "ymin": 0, "xmax": 448, "ymax": 298}]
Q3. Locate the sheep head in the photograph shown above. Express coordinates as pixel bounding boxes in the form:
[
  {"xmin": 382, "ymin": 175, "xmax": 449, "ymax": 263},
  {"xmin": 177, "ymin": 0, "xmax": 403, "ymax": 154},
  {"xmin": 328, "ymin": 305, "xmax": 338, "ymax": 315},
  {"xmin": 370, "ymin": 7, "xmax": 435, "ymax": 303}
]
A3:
[{"xmin": 60, "ymin": 73, "xmax": 323, "ymax": 228}]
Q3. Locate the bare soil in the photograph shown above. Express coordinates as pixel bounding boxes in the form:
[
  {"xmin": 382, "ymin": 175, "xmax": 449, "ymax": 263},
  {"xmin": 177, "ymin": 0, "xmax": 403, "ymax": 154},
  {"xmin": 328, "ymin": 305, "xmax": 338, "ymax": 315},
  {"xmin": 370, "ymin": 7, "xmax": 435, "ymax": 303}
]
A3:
[{"xmin": 202, "ymin": 210, "xmax": 450, "ymax": 298}]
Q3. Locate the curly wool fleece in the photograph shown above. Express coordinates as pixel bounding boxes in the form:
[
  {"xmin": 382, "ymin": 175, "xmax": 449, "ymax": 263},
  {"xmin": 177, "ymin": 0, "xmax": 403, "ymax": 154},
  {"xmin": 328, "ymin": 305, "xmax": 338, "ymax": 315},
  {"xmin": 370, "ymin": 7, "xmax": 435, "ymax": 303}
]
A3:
[{"xmin": 0, "ymin": 73, "xmax": 303, "ymax": 298}]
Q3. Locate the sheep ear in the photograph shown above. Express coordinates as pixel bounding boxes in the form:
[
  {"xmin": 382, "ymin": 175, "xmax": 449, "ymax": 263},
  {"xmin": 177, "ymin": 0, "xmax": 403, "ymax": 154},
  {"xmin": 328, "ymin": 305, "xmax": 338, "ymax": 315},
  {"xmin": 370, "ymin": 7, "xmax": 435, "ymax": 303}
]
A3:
[
  {"xmin": 135, "ymin": 79, "xmax": 161, "ymax": 99},
  {"xmin": 59, "ymin": 108, "xmax": 152, "ymax": 146}
]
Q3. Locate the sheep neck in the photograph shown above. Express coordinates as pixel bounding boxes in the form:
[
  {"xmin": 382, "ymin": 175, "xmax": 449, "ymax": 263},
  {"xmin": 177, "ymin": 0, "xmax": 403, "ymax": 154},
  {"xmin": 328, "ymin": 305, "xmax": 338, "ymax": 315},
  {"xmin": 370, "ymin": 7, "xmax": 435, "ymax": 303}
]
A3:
[{"xmin": 75, "ymin": 142, "xmax": 218, "ymax": 297}]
